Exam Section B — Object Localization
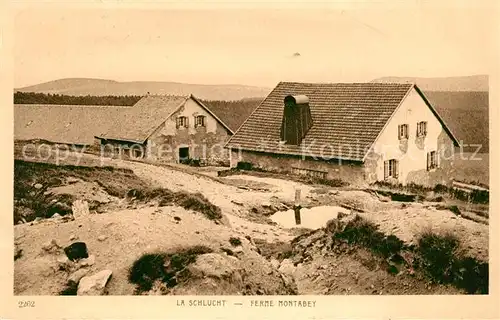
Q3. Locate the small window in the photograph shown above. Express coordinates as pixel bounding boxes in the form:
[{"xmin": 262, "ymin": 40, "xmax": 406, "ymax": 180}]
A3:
[
  {"xmin": 417, "ymin": 121, "xmax": 427, "ymax": 137},
  {"xmin": 176, "ymin": 116, "xmax": 188, "ymax": 129},
  {"xmin": 384, "ymin": 159, "xmax": 399, "ymax": 179},
  {"xmin": 194, "ymin": 115, "xmax": 206, "ymax": 128},
  {"xmin": 427, "ymin": 151, "xmax": 438, "ymax": 170},
  {"xmin": 398, "ymin": 124, "xmax": 409, "ymax": 140}
]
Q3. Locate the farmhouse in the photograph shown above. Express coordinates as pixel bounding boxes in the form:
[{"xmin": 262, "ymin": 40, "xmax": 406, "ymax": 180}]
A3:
[
  {"xmin": 95, "ymin": 94, "xmax": 235, "ymax": 165},
  {"xmin": 225, "ymin": 82, "xmax": 461, "ymax": 187}
]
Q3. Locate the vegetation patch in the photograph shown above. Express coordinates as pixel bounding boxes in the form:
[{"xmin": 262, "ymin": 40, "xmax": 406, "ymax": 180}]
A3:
[
  {"xmin": 14, "ymin": 160, "xmax": 152, "ymax": 224},
  {"xmin": 326, "ymin": 214, "xmax": 488, "ymax": 294},
  {"xmin": 128, "ymin": 188, "xmax": 223, "ymax": 222},
  {"xmin": 415, "ymin": 231, "xmax": 488, "ymax": 294},
  {"xmin": 128, "ymin": 245, "xmax": 213, "ymax": 293},
  {"xmin": 253, "ymin": 239, "xmax": 294, "ymax": 261},
  {"xmin": 229, "ymin": 237, "xmax": 242, "ymax": 246}
]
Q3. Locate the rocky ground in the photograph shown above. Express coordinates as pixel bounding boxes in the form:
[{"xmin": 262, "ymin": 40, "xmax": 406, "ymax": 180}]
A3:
[{"xmin": 13, "ymin": 150, "xmax": 489, "ymax": 295}]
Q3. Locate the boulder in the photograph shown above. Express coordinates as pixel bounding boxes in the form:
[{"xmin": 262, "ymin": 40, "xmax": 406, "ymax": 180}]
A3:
[
  {"xmin": 72, "ymin": 200, "xmax": 90, "ymax": 219},
  {"xmin": 68, "ymin": 268, "xmax": 89, "ymax": 286},
  {"xmin": 188, "ymin": 253, "xmax": 243, "ymax": 283},
  {"xmin": 79, "ymin": 255, "xmax": 96, "ymax": 267},
  {"xmin": 270, "ymin": 258, "xmax": 280, "ymax": 269},
  {"xmin": 56, "ymin": 254, "xmax": 73, "ymax": 271},
  {"xmin": 34, "ymin": 183, "xmax": 43, "ymax": 189},
  {"xmin": 42, "ymin": 239, "xmax": 62, "ymax": 254},
  {"xmin": 278, "ymin": 259, "xmax": 296, "ymax": 276},
  {"xmin": 77, "ymin": 270, "xmax": 113, "ymax": 295},
  {"xmin": 97, "ymin": 235, "xmax": 107, "ymax": 242},
  {"xmin": 64, "ymin": 242, "xmax": 89, "ymax": 261}
]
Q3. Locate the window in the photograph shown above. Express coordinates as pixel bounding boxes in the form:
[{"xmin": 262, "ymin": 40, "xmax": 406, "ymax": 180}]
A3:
[
  {"xmin": 427, "ymin": 151, "xmax": 438, "ymax": 170},
  {"xmin": 176, "ymin": 116, "xmax": 188, "ymax": 129},
  {"xmin": 417, "ymin": 121, "xmax": 427, "ymax": 137},
  {"xmin": 194, "ymin": 115, "xmax": 206, "ymax": 128},
  {"xmin": 398, "ymin": 124, "xmax": 409, "ymax": 140},
  {"xmin": 384, "ymin": 159, "xmax": 399, "ymax": 179}
]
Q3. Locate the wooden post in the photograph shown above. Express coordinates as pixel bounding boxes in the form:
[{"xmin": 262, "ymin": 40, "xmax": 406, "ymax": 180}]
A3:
[{"xmin": 294, "ymin": 189, "xmax": 301, "ymax": 225}]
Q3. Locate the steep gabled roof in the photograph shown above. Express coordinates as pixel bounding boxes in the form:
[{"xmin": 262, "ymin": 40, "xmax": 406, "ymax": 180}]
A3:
[
  {"xmin": 189, "ymin": 95, "xmax": 235, "ymax": 134},
  {"xmin": 96, "ymin": 95, "xmax": 188, "ymax": 143},
  {"xmin": 96, "ymin": 94, "xmax": 234, "ymax": 143},
  {"xmin": 226, "ymin": 81, "xmax": 459, "ymax": 162}
]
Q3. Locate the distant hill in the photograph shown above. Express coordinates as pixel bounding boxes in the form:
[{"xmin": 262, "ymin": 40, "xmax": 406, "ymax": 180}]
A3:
[
  {"xmin": 15, "ymin": 78, "xmax": 272, "ymax": 101},
  {"xmin": 424, "ymin": 91, "xmax": 489, "ymax": 153},
  {"xmin": 372, "ymin": 75, "xmax": 489, "ymax": 92}
]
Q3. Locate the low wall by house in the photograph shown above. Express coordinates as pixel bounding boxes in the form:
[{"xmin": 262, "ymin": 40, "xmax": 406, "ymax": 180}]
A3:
[{"xmin": 230, "ymin": 149, "xmax": 366, "ymax": 185}]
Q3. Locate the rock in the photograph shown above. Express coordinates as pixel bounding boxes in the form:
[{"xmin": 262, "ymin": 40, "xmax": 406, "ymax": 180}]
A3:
[
  {"xmin": 64, "ymin": 242, "xmax": 89, "ymax": 261},
  {"xmin": 69, "ymin": 234, "xmax": 77, "ymax": 241},
  {"xmin": 34, "ymin": 183, "xmax": 43, "ymax": 189},
  {"xmin": 79, "ymin": 255, "xmax": 96, "ymax": 267},
  {"xmin": 72, "ymin": 200, "xmax": 90, "ymax": 219},
  {"xmin": 77, "ymin": 270, "xmax": 113, "ymax": 295},
  {"xmin": 233, "ymin": 246, "xmax": 244, "ymax": 254},
  {"xmin": 51, "ymin": 213, "xmax": 62, "ymax": 219},
  {"xmin": 133, "ymin": 220, "xmax": 139, "ymax": 225},
  {"xmin": 68, "ymin": 269, "xmax": 89, "ymax": 286},
  {"xmin": 97, "ymin": 235, "xmax": 107, "ymax": 242},
  {"xmin": 270, "ymin": 258, "xmax": 280, "ymax": 269},
  {"xmin": 67, "ymin": 177, "xmax": 80, "ymax": 184},
  {"xmin": 278, "ymin": 259, "xmax": 296, "ymax": 276},
  {"xmin": 56, "ymin": 255, "xmax": 73, "ymax": 271},
  {"xmin": 42, "ymin": 239, "xmax": 62, "ymax": 253},
  {"xmin": 188, "ymin": 253, "xmax": 243, "ymax": 284}
]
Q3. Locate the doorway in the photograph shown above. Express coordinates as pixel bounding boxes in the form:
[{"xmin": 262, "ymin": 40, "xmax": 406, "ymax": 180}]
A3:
[{"xmin": 179, "ymin": 147, "xmax": 190, "ymax": 163}]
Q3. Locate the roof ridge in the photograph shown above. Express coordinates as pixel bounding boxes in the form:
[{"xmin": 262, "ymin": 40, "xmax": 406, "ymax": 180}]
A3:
[{"xmin": 278, "ymin": 81, "xmax": 414, "ymax": 86}]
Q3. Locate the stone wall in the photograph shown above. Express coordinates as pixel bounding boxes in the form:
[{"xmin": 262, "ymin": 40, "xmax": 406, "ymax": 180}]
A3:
[
  {"xmin": 148, "ymin": 120, "xmax": 231, "ymax": 166},
  {"xmin": 230, "ymin": 149, "xmax": 367, "ymax": 185}
]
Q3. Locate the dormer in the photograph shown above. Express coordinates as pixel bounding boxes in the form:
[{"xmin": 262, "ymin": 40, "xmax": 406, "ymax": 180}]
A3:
[{"xmin": 280, "ymin": 94, "xmax": 313, "ymax": 145}]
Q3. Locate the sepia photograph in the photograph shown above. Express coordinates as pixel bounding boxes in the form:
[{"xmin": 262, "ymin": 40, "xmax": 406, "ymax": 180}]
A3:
[{"xmin": 6, "ymin": 0, "xmax": 496, "ymax": 310}]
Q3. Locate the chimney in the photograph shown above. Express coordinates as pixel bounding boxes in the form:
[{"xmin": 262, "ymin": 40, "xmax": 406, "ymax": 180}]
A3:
[{"xmin": 281, "ymin": 95, "xmax": 313, "ymax": 145}]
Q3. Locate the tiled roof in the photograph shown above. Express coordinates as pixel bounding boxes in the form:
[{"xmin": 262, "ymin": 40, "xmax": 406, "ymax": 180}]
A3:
[
  {"xmin": 226, "ymin": 82, "xmax": 415, "ymax": 161},
  {"xmin": 97, "ymin": 94, "xmax": 235, "ymax": 143},
  {"xmin": 97, "ymin": 95, "xmax": 188, "ymax": 143},
  {"xmin": 15, "ymin": 104, "xmax": 129, "ymax": 145}
]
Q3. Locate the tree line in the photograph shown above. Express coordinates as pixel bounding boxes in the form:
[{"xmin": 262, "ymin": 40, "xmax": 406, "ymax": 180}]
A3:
[{"xmin": 14, "ymin": 92, "xmax": 143, "ymax": 106}]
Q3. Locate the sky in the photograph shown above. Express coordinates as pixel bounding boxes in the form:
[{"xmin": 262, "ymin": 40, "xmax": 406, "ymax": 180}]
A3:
[{"xmin": 13, "ymin": 1, "xmax": 498, "ymax": 88}]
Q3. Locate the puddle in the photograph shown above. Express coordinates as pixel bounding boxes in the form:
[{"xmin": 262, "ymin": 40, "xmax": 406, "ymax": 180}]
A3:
[{"xmin": 270, "ymin": 205, "xmax": 351, "ymax": 229}]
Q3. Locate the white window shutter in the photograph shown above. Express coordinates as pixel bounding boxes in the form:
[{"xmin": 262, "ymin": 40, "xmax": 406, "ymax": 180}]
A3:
[{"xmin": 384, "ymin": 161, "xmax": 389, "ymax": 179}]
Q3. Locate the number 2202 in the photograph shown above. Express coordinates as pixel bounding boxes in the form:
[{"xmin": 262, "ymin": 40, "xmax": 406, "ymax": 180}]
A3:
[{"xmin": 18, "ymin": 300, "xmax": 35, "ymax": 308}]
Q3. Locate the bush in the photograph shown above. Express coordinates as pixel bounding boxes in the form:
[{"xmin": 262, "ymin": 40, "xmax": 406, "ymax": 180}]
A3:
[
  {"xmin": 332, "ymin": 215, "xmax": 404, "ymax": 259},
  {"xmin": 128, "ymin": 246, "xmax": 213, "ymax": 293},
  {"xmin": 229, "ymin": 237, "xmax": 242, "ymax": 246},
  {"xmin": 416, "ymin": 231, "xmax": 488, "ymax": 293},
  {"xmin": 328, "ymin": 215, "xmax": 489, "ymax": 294},
  {"xmin": 416, "ymin": 231, "xmax": 459, "ymax": 283},
  {"xmin": 237, "ymin": 161, "xmax": 253, "ymax": 170}
]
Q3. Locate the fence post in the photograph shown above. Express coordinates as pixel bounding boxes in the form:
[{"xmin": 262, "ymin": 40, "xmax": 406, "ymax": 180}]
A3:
[{"xmin": 294, "ymin": 188, "xmax": 302, "ymax": 225}]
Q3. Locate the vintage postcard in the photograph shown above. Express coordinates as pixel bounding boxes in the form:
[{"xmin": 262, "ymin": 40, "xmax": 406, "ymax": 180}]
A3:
[{"xmin": 1, "ymin": 0, "xmax": 499, "ymax": 319}]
